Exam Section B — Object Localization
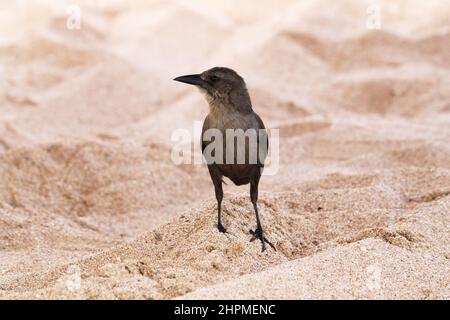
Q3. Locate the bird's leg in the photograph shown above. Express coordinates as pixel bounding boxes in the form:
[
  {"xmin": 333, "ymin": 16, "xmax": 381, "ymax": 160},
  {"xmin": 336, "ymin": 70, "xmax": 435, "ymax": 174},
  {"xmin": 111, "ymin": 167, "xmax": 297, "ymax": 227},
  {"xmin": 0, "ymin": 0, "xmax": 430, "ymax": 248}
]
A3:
[
  {"xmin": 249, "ymin": 178, "xmax": 276, "ymax": 252},
  {"xmin": 217, "ymin": 199, "xmax": 226, "ymax": 233},
  {"xmin": 213, "ymin": 177, "xmax": 226, "ymax": 233}
]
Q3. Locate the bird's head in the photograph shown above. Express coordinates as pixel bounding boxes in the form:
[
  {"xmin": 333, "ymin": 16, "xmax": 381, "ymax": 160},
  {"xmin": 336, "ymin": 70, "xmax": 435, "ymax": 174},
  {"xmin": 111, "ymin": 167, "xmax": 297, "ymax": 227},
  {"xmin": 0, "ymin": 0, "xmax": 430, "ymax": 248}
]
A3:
[{"xmin": 174, "ymin": 67, "xmax": 252, "ymax": 113}]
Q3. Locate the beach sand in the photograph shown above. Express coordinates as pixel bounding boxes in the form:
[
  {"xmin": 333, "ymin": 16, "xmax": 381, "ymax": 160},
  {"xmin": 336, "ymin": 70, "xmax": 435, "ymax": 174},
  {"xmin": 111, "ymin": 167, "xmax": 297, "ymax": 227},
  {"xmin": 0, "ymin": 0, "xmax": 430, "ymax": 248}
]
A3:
[{"xmin": 0, "ymin": 0, "xmax": 449, "ymax": 299}]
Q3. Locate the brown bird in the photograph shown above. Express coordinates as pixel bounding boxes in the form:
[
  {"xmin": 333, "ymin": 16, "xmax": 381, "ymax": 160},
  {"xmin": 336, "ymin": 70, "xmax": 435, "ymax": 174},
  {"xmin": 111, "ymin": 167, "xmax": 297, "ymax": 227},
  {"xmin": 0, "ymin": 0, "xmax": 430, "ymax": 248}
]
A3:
[{"xmin": 174, "ymin": 67, "xmax": 275, "ymax": 251}]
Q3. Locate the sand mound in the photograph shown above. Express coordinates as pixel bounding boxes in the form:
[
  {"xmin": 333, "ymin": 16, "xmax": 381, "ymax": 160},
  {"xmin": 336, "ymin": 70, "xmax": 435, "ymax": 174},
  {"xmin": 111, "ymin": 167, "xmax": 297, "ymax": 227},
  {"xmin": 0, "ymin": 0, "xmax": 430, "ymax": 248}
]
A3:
[
  {"xmin": 0, "ymin": 140, "xmax": 207, "ymax": 220},
  {"xmin": 2, "ymin": 158, "xmax": 448, "ymax": 299},
  {"xmin": 180, "ymin": 194, "xmax": 450, "ymax": 299},
  {"xmin": 182, "ymin": 237, "xmax": 449, "ymax": 299},
  {"xmin": 0, "ymin": 140, "xmax": 211, "ymax": 288},
  {"xmin": 2, "ymin": 190, "xmax": 448, "ymax": 299},
  {"xmin": 285, "ymin": 30, "xmax": 450, "ymax": 71},
  {"xmin": 2, "ymin": 50, "xmax": 167, "ymax": 143},
  {"xmin": 325, "ymin": 68, "xmax": 450, "ymax": 116}
]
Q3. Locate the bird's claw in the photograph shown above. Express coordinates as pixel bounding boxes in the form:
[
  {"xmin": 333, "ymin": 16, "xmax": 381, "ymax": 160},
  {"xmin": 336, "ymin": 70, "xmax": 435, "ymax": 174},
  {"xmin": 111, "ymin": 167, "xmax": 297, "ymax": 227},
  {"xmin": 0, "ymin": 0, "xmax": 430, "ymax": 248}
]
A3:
[
  {"xmin": 217, "ymin": 223, "xmax": 227, "ymax": 233},
  {"xmin": 249, "ymin": 228, "xmax": 276, "ymax": 252}
]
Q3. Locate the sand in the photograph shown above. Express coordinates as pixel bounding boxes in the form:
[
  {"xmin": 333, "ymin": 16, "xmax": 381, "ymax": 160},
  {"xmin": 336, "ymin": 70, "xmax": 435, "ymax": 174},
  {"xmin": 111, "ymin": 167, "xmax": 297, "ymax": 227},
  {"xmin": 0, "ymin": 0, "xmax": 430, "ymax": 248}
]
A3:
[{"xmin": 0, "ymin": 0, "xmax": 449, "ymax": 299}]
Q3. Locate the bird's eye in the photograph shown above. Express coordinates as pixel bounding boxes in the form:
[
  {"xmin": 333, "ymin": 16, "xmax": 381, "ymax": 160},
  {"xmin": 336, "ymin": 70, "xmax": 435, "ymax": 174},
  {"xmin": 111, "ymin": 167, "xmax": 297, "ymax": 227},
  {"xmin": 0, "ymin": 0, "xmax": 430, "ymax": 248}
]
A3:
[{"xmin": 209, "ymin": 75, "xmax": 219, "ymax": 82}]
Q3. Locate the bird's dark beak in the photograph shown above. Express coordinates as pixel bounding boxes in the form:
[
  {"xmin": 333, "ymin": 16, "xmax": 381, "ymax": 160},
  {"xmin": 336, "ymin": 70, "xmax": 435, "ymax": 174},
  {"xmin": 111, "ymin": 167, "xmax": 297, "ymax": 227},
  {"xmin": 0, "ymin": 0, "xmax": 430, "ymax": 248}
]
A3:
[{"xmin": 173, "ymin": 74, "xmax": 206, "ymax": 87}]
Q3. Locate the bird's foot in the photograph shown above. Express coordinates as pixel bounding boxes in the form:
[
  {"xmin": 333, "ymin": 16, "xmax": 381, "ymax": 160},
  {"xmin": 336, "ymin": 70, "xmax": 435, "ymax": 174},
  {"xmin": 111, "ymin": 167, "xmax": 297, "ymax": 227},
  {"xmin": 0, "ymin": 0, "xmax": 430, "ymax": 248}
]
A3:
[
  {"xmin": 217, "ymin": 223, "xmax": 227, "ymax": 233},
  {"xmin": 249, "ymin": 228, "xmax": 276, "ymax": 252}
]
